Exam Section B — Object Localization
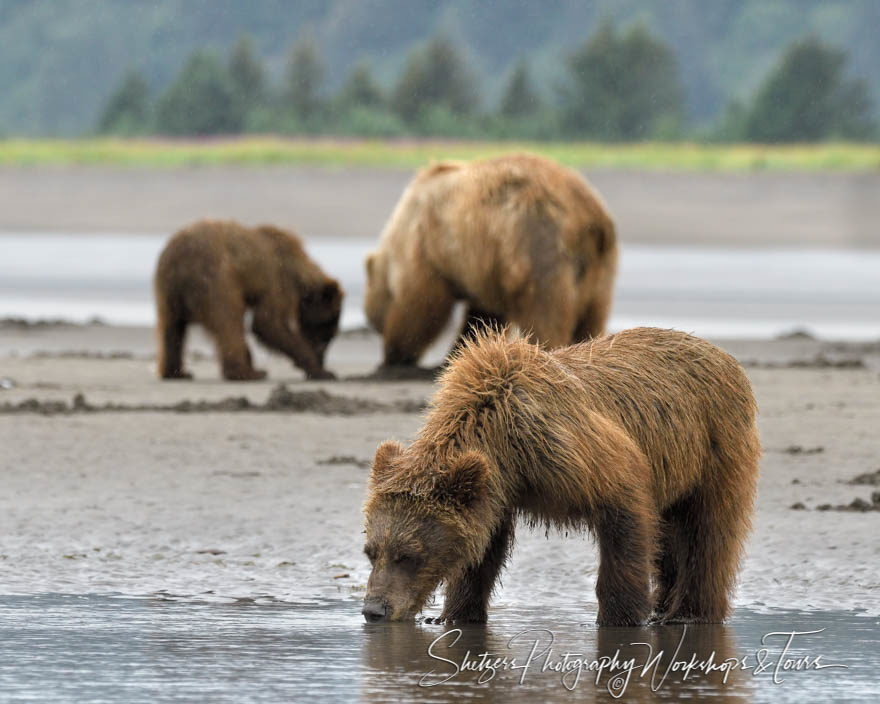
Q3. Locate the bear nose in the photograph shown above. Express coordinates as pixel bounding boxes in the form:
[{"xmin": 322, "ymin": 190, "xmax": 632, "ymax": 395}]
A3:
[{"xmin": 362, "ymin": 598, "xmax": 388, "ymax": 622}]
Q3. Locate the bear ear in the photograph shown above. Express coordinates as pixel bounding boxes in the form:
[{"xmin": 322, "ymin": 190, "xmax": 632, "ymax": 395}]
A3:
[
  {"xmin": 434, "ymin": 451, "xmax": 488, "ymax": 508},
  {"xmin": 321, "ymin": 279, "xmax": 342, "ymax": 305},
  {"xmin": 370, "ymin": 440, "xmax": 403, "ymax": 486}
]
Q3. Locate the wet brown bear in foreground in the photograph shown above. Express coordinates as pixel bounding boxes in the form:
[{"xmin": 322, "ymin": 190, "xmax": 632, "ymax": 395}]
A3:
[
  {"xmin": 364, "ymin": 153, "xmax": 617, "ymax": 367},
  {"xmin": 362, "ymin": 328, "xmax": 760, "ymax": 626},
  {"xmin": 155, "ymin": 220, "xmax": 342, "ymax": 381}
]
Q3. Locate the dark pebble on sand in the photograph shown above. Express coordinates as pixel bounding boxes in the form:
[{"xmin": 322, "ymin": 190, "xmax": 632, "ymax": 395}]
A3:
[
  {"xmin": 848, "ymin": 469, "xmax": 880, "ymax": 486},
  {"xmin": 317, "ymin": 455, "xmax": 372, "ymax": 469},
  {"xmin": 847, "ymin": 497, "xmax": 874, "ymax": 512},
  {"xmin": 783, "ymin": 445, "xmax": 825, "ymax": 455}
]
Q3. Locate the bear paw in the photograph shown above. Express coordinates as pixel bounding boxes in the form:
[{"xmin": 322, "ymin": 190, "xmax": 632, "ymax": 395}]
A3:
[
  {"xmin": 161, "ymin": 370, "xmax": 193, "ymax": 381},
  {"xmin": 306, "ymin": 368, "xmax": 336, "ymax": 381},
  {"xmin": 223, "ymin": 368, "xmax": 268, "ymax": 382}
]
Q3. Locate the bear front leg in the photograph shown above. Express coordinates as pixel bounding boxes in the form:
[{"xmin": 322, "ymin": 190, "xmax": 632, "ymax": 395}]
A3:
[
  {"xmin": 593, "ymin": 500, "xmax": 657, "ymax": 627},
  {"xmin": 439, "ymin": 517, "xmax": 514, "ymax": 624},
  {"xmin": 381, "ymin": 269, "xmax": 455, "ymax": 366},
  {"xmin": 513, "ymin": 278, "xmax": 578, "ymax": 348},
  {"xmin": 252, "ymin": 305, "xmax": 334, "ymax": 380}
]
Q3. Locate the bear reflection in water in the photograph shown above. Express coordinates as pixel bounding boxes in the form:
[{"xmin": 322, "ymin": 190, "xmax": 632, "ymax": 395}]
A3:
[{"xmin": 360, "ymin": 616, "xmax": 743, "ymax": 702}]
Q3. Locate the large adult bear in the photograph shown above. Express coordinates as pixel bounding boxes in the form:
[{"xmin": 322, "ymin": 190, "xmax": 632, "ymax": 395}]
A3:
[
  {"xmin": 364, "ymin": 153, "xmax": 617, "ymax": 367},
  {"xmin": 154, "ymin": 220, "xmax": 341, "ymax": 381},
  {"xmin": 362, "ymin": 328, "xmax": 760, "ymax": 626}
]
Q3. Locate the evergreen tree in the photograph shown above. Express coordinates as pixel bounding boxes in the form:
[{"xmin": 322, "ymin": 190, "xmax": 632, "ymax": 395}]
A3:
[
  {"xmin": 561, "ymin": 22, "xmax": 684, "ymax": 140},
  {"xmin": 283, "ymin": 38, "xmax": 324, "ymax": 120},
  {"xmin": 338, "ymin": 61, "xmax": 383, "ymax": 109},
  {"xmin": 97, "ymin": 69, "xmax": 151, "ymax": 134},
  {"xmin": 156, "ymin": 49, "xmax": 243, "ymax": 135},
  {"xmin": 228, "ymin": 35, "xmax": 266, "ymax": 108},
  {"xmin": 744, "ymin": 37, "xmax": 875, "ymax": 142},
  {"xmin": 499, "ymin": 61, "xmax": 541, "ymax": 117},
  {"xmin": 712, "ymin": 99, "xmax": 749, "ymax": 142},
  {"xmin": 391, "ymin": 35, "xmax": 478, "ymax": 123}
]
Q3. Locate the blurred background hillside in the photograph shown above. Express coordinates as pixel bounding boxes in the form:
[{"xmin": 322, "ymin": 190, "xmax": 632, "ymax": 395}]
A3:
[{"xmin": 1, "ymin": 0, "xmax": 877, "ymax": 142}]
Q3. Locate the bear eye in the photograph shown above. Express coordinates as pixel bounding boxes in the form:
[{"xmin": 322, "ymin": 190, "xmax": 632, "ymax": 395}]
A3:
[
  {"xmin": 393, "ymin": 553, "xmax": 420, "ymax": 568},
  {"xmin": 364, "ymin": 546, "xmax": 377, "ymax": 563}
]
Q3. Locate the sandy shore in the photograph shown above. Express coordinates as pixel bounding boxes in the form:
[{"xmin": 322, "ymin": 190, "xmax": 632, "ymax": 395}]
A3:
[
  {"xmin": 1, "ymin": 323, "xmax": 878, "ymax": 615},
  {"xmin": 1, "ymin": 166, "xmax": 879, "ymax": 247}
]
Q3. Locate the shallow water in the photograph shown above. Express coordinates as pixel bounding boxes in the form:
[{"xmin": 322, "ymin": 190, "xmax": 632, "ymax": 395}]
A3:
[
  {"xmin": 0, "ymin": 594, "xmax": 876, "ymax": 702},
  {"xmin": 2, "ymin": 233, "xmax": 879, "ymax": 339}
]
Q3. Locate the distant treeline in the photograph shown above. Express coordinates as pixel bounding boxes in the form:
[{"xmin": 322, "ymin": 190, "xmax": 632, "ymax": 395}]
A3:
[{"xmin": 98, "ymin": 24, "xmax": 876, "ymax": 143}]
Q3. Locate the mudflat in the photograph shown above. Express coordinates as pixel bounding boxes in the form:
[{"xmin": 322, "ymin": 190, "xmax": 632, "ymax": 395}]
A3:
[
  {"xmin": 1, "ymin": 323, "xmax": 878, "ymax": 615},
  {"xmin": 1, "ymin": 166, "xmax": 878, "ymax": 248}
]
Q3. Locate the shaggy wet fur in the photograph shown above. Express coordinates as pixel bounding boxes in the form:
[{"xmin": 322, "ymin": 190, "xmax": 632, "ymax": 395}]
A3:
[
  {"xmin": 154, "ymin": 220, "xmax": 341, "ymax": 381},
  {"xmin": 364, "ymin": 153, "xmax": 617, "ymax": 366},
  {"xmin": 363, "ymin": 327, "xmax": 760, "ymax": 626}
]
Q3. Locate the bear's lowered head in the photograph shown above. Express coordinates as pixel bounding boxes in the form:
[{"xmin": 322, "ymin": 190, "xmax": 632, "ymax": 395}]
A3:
[
  {"xmin": 298, "ymin": 279, "xmax": 343, "ymax": 368},
  {"xmin": 362, "ymin": 440, "xmax": 491, "ymax": 622}
]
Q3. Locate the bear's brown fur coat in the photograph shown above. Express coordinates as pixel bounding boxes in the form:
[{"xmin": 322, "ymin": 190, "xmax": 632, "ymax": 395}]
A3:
[
  {"xmin": 364, "ymin": 153, "xmax": 617, "ymax": 366},
  {"xmin": 154, "ymin": 219, "xmax": 342, "ymax": 380},
  {"xmin": 362, "ymin": 328, "xmax": 760, "ymax": 626}
]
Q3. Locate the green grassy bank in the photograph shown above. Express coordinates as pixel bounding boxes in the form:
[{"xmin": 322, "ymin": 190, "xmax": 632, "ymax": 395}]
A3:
[{"xmin": 1, "ymin": 138, "xmax": 878, "ymax": 171}]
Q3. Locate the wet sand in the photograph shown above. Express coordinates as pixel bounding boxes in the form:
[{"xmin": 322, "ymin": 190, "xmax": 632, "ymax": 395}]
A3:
[
  {"xmin": 1, "ymin": 166, "xmax": 879, "ymax": 247},
  {"xmin": 1, "ymin": 324, "xmax": 878, "ymax": 617}
]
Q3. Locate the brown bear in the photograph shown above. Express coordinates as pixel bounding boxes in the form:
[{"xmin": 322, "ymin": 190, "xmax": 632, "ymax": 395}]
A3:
[
  {"xmin": 364, "ymin": 153, "xmax": 617, "ymax": 367},
  {"xmin": 362, "ymin": 327, "xmax": 760, "ymax": 626},
  {"xmin": 154, "ymin": 219, "xmax": 342, "ymax": 381}
]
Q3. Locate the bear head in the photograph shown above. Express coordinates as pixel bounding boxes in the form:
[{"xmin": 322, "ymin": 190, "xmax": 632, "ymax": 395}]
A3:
[
  {"xmin": 299, "ymin": 279, "xmax": 343, "ymax": 368},
  {"xmin": 362, "ymin": 440, "xmax": 489, "ymax": 622}
]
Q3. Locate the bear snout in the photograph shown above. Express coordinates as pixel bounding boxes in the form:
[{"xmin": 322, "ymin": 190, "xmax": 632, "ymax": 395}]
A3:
[{"xmin": 362, "ymin": 597, "xmax": 389, "ymax": 622}]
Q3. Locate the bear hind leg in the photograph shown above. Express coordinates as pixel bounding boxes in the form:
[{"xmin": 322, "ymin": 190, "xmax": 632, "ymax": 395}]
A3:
[
  {"xmin": 655, "ymin": 477, "xmax": 755, "ymax": 624},
  {"xmin": 650, "ymin": 502, "xmax": 690, "ymax": 622},
  {"xmin": 203, "ymin": 304, "xmax": 266, "ymax": 381},
  {"xmin": 594, "ymin": 501, "xmax": 657, "ymax": 627},
  {"xmin": 439, "ymin": 517, "xmax": 514, "ymax": 623},
  {"xmin": 157, "ymin": 302, "xmax": 192, "ymax": 380}
]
